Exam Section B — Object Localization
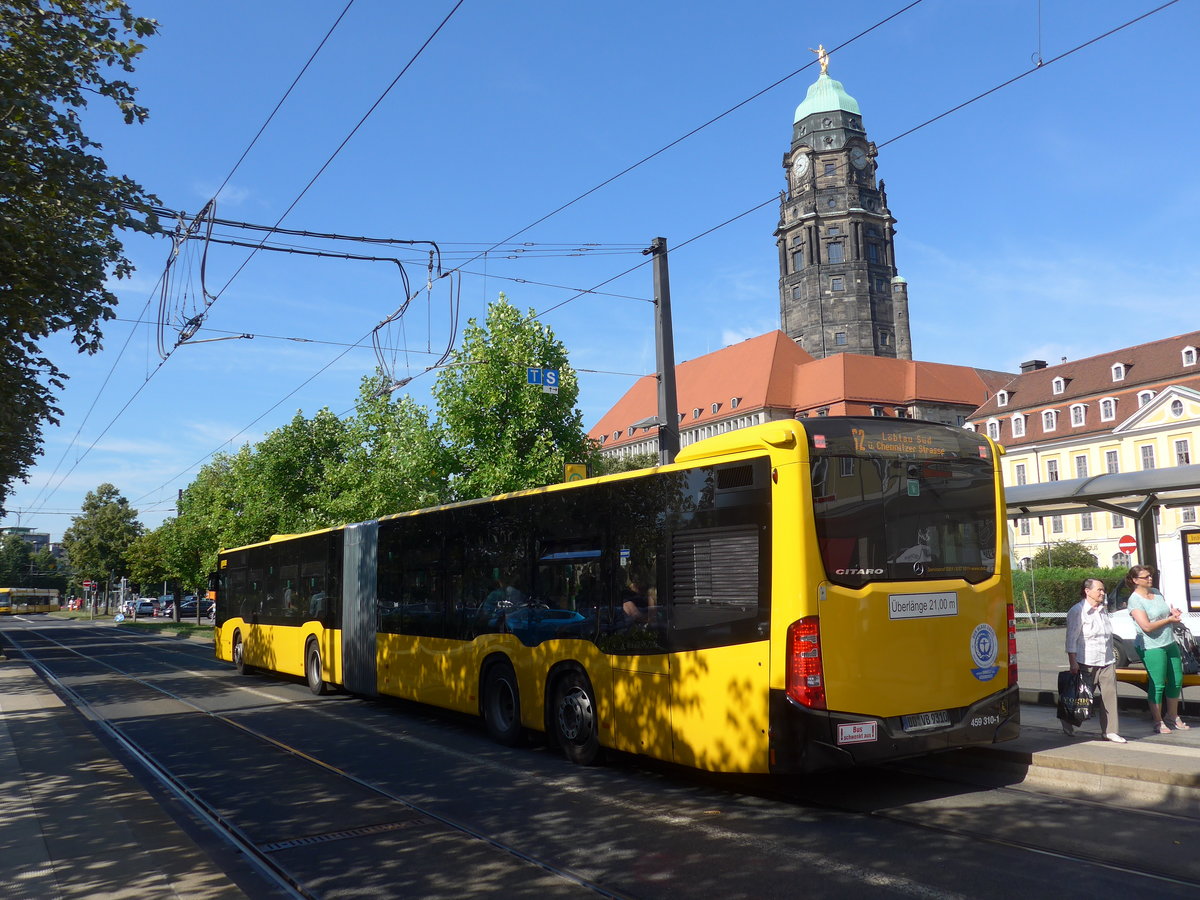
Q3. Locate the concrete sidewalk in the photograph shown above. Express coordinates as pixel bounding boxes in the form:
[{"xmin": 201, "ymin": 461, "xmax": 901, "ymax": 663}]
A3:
[{"xmin": 0, "ymin": 658, "xmax": 245, "ymax": 900}]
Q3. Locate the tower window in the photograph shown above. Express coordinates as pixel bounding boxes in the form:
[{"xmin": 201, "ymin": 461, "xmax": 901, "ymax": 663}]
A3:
[
  {"xmin": 823, "ymin": 162, "xmax": 836, "ymax": 175},
  {"xmin": 874, "ymin": 278, "xmax": 887, "ymax": 292},
  {"xmin": 827, "ymin": 226, "xmax": 840, "ymax": 235},
  {"xmin": 866, "ymin": 226, "xmax": 880, "ymax": 237},
  {"xmin": 827, "ymin": 243, "xmax": 844, "ymax": 263},
  {"xmin": 879, "ymin": 331, "xmax": 890, "ymax": 346},
  {"xmin": 791, "ymin": 250, "xmax": 804, "ymax": 272},
  {"xmin": 830, "ymin": 277, "xmax": 844, "ymax": 291},
  {"xmin": 791, "ymin": 285, "xmax": 801, "ymax": 300},
  {"xmin": 834, "ymin": 332, "xmax": 847, "ymax": 346},
  {"xmin": 866, "ymin": 243, "xmax": 880, "ymax": 263}
]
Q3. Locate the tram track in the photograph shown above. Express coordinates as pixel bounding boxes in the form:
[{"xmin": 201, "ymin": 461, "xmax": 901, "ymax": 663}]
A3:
[
  {"xmin": 6, "ymin": 620, "xmax": 1200, "ymax": 897},
  {"xmin": 2, "ymin": 625, "xmax": 632, "ymax": 900}
]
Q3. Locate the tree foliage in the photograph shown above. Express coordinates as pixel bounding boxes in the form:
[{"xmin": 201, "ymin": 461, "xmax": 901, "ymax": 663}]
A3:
[
  {"xmin": 432, "ymin": 295, "xmax": 600, "ymax": 500},
  {"xmin": 1030, "ymin": 540, "xmax": 1099, "ymax": 570},
  {"xmin": 60, "ymin": 483, "xmax": 144, "ymax": 589},
  {"xmin": 0, "ymin": 1, "xmax": 159, "ymax": 512}
]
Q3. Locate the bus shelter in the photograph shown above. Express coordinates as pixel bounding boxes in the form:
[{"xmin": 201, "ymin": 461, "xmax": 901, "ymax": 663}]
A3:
[{"xmin": 1005, "ymin": 464, "xmax": 1200, "ymax": 607}]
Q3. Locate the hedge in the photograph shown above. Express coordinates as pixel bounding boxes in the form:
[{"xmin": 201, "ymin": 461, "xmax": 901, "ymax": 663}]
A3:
[{"xmin": 1011, "ymin": 567, "xmax": 1127, "ymax": 616}]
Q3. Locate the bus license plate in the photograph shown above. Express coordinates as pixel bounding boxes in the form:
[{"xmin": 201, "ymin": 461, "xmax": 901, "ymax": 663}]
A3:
[{"xmin": 902, "ymin": 710, "xmax": 950, "ymax": 732}]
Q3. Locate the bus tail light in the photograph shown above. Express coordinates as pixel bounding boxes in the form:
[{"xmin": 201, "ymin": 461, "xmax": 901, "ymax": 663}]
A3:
[
  {"xmin": 1007, "ymin": 602, "xmax": 1018, "ymax": 687},
  {"xmin": 786, "ymin": 616, "xmax": 826, "ymax": 709}
]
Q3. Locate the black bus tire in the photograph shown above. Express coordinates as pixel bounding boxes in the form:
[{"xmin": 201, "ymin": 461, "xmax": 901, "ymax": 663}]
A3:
[
  {"xmin": 551, "ymin": 669, "xmax": 602, "ymax": 766},
  {"xmin": 482, "ymin": 661, "xmax": 523, "ymax": 746},
  {"xmin": 233, "ymin": 633, "xmax": 251, "ymax": 676},
  {"xmin": 1112, "ymin": 636, "xmax": 1130, "ymax": 669},
  {"xmin": 306, "ymin": 641, "xmax": 327, "ymax": 695}
]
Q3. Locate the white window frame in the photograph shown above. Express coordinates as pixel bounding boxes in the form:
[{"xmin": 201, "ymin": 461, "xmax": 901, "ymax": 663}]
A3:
[
  {"xmin": 1070, "ymin": 403, "xmax": 1086, "ymax": 427},
  {"xmin": 1099, "ymin": 397, "xmax": 1117, "ymax": 421},
  {"xmin": 1138, "ymin": 390, "xmax": 1155, "ymax": 407},
  {"xmin": 996, "ymin": 390, "xmax": 1009, "ymax": 408},
  {"xmin": 1141, "ymin": 444, "xmax": 1156, "ymax": 470},
  {"xmin": 1112, "ymin": 363, "xmax": 1125, "ymax": 382},
  {"xmin": 1075, "ymin": 455, "xmax": 1088, "ymax": 478},
  {"xmin": 1183, "ymin": 346, "xmax": 1197, "ymax": 366},
  {"xmin": 1176, "ymin": 439, "xmax": 1191, "ymax": 466},
  {"xmin": 1046, "ymin": 459, "xmax": 1060, "ymax": 482},
  {"xmin": 1019, "ymin": 518, "xmax": 1031, "ymax": 536},
  {"xmin": 1105, "ymin": 449, "xmax": 1119, "ymax": 474},
  {"xmin": 1052, "ymin": 376, "xmax": 1066, "ymax": 395},
  {"xmin": 1081, "ymin": 512, "xmax": 1093, "ymax": 531},
  {"xmin": 1014, "ymin": 463, "xmax": 1027, "ymax": 485},
  {"xmin": 1183, "ymin": 507, "xmax": 1197, "ymax": 524},
  {"xmin": 986, "ymin": 419, "xmax": 1000, "ymax": 441},
  {"xmin": 1011, "ymin": 415, "xmax": 1025, "ymax": 438},
  {"xmin": 1051, "ymin": 515, "xmax": 1064, "ymax": 534},
  {"xmin": 1042, "ymin": 410, "xmax": 1058, "ymax": 432}
]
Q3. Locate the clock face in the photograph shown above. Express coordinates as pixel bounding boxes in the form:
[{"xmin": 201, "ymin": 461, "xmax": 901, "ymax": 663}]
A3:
[
  {"xmin": 792, "ymin": 154, "xmax": 809, "ymax": 181},
  {"xmin": 850, "ymin": 147, "xmax": 868, "ymax": 169}
]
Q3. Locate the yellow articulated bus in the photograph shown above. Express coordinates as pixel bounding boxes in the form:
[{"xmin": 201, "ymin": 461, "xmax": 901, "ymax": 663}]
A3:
[
  {"xmin": 212, "ymin": 417, "xmax": 1017, "ymax": 774},
  {"xmin": 0, "ymin": 588, "xmax": 61, "ymax": 614}
]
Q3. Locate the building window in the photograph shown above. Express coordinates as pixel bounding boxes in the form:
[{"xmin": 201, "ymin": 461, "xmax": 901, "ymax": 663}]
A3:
[
  {"xmin": 1011, "ymin": 415, "xmax": 1025, "ymax": 438},
  {"xmin": 830, "ymin": 276, "xmax": 845, "ymax": 291},
  {"xmin": 1070, "ymin": 404, "xmax": 1086, "ymax": 427},
  {"xmin": 1176, "ymin": 439, "xmax": 1191, "ymax": 466},
  {"xmin": 827, "ymin": 243, "xmax": 844, "ymax": 263},
  {"xmin": 1047, "ymin": 459, "xmax": 1059, "ymax": 482},
  {"xmin": 1141, "ymin": 445, "xmax": 1156, "ymax": 470},
  {"xmin": 730, "ymin": 397, "xmax": 741, "ymax": 409},
  {"xmin": 1138, "ymin": 390, "xmax": 1155, "ymax": 407},
  {"xmin": 817, "ymin": 407, "xmax": 829, "ymax": 417},
  {"xmin": 824, "ymin": 162, "xmax": 836, "ymax": 176},
  {"xmin": 1112, "ymin": 363, "xmax": 1125, "ymax": 382},
  {"xmin": 1019, "ymin": 518, "xmax": 1031, "ymax": 536},
  {"xmin": 834, "ymin": 331, "xmax": 847, "ymax": 345},
  {"xmin": 1183, "ymin": 507, "xmax": 1197, "ymax": 524},
  {"xmin": 986, "ymin": 420, "xmax": 1000, "ymax": 440},
  {"xmin": 1081, "ymin": 512, "xmax": 1093, "ymax": 531},
  {"xmin": 895, "ymin": 408, "xmax": 909, "ymax": 418},
  {"xmin": 692, "ymin": 408, "xmax": 702, "ymax": 419},
  {"xmin": 1183, "ymin": 347, "xmax": 1196, "ymax": 366},
  {"xmin": 879, "ymin": 330, "xmax": 890, "ymax": 346},
  {"xmin": 871, "ymin": 405, "xmax": 884, "ymax": 416},
  {"xmin": 1052, "ymin": 376, "xmax": 1066, "ymax": 395},
  {"xmin": 791, "ymin": 284, "xmax": 801, "ymax": 300},
  {"xmin": 874, "ymin": 278, "xmax": 887, "ymax": 292},
  {"xmin": 866, "ymin": 243, "xmax": 880, "ymax": 263},
  {"xmin": 1106, "ymin": 449, "xmax": 1119, "ymax": 474},
  {"xmin": 827, "ymin": 226, "xmax": 841, "ymax": 235},
  {"xmin": 792, "ymin": 250, "xmax": 803, "ymax": 272},
  {"xmin": 1075, "ymin": 455, "xmax": 1088, "ymax": 478},
  {"xmin": 1042, "ymin": 410, "xmax": 1057, "ymax": 432},
  {"xmin": 1171, "ymin": 399, "xmax": 1184, "ymax": 417},
  {"xmin": 1051, "ymin": 515, "xmax": 1064, "ymax": 534},
  {"xmin": 711, "ymin": 402, "xmax": 721, "ymax": 414},
  {"xmin": 996, "ymin": 390, "xmax": 1008, "ymax": 408},
  {"xmin": 1112, "ymin": 512, "xmax": 1124, "ymax": 528},
  {"xmin": 1100, "ymin": 397, "xmax": 1116, "ymax": 421},
  {"xmin": 1014, "ymin": 463, "xmax": 1027, "ymax": 485}
]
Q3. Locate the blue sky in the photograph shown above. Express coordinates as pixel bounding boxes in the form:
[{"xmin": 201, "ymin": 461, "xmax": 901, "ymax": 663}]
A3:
[{"xmin": 6, "ymin": 0, "xmax": 1198, "ymax": 541}]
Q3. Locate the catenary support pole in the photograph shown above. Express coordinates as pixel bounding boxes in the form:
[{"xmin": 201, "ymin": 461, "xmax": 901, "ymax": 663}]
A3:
[{"xmin": 646, "ymin": 237, "xmax": 680, "ymax": 466}]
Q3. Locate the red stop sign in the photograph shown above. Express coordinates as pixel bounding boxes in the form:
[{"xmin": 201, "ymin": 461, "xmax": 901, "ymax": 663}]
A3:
[{"xmin": 1118, "ymin": 534, "xmax": 1137, "ymax": 554}]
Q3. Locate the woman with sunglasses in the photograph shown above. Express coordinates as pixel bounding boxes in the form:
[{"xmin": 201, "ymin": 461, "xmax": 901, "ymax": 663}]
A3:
[
  {"xmin": 1064, "ymin": 579, "xmax": 1125, "ymax": 742},
  {"xmin": 1126, "ymin": 565, "xmax": 1189, "ymax": 734}
]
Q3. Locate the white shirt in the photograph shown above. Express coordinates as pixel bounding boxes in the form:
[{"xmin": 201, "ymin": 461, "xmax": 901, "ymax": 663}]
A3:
[{"xmin": 1065, "ymin": 599, "xmax": 1114, "ymax": 667}]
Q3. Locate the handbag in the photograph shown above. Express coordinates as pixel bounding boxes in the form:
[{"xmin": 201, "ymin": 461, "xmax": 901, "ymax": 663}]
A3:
[
  {"xmin": 1172, "ymin": 623, "xmax": 1200, "ymax": 676},
  {"xmin": 1056, "ymin": 670, "xmax": 1093, "ymax": 726}
]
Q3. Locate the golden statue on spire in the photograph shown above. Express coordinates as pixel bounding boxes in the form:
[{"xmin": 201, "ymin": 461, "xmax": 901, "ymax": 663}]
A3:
[{"xmin": 809, "ymin": 44, "xmax": 829, "ymax": 75}]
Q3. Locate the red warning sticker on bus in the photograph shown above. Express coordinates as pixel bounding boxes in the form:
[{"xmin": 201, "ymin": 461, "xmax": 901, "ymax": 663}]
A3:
[{"xmin": 836, "ymin": 722, "xmax": 878, "ymax": 745}]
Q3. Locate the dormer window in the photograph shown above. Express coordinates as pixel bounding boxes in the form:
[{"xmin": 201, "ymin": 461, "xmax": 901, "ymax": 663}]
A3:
[
  {"xmin": 627, "ymin": 427, "xmax": 636, "ymax": 437},
  {"xmin": 692, "ymin": 408, "xmax": 702, "ymax": 419},
  {"xmin": 1052, "ymin": 376, "xmax": 1066, "ymax": 395},
  {"xmin": 730, "ymin": 397, "xmax": 741, "ymax": 409},
  {"xmin": 1138, "ymin": 390, "xmax": 1155, "ymax": 408},
  {"xmin": 1184, "ymin": 346, "xmax": 1197, "ymax": 366},
  {"xmin": 996, "ymin": 390, "xmax": 1009, "ymax": 408},
  {"xmin": 1112, "ymin": 363, "xmax": 1126, "ymax": 382},
  {"xmin": 613, "ymin": 431, "xmax": 621, "ymax": 441},
  {"xmin": 1070, "ymin": 403, "xmax": 1087, "ymax": 427},
  {"xmin": 711, "ymin": 402, "xmax": 721, "ymax": 414},
  {"xmin": 1042, "ymin": 410, "xmax": 1058, "ymax": 432},
  {"xmin": 1099, "ymin": 398, "xmax": 1117, "ymax": 421},
  {"xmin": 1011, "ymin": 415, "xmax": 1026, "ymax": 437}
]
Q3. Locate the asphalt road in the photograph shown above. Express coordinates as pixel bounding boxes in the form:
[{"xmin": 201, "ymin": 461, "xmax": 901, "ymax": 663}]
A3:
[{"xmin": 4, "ymin": 616, "xmax": 1200, "ymax": 898}]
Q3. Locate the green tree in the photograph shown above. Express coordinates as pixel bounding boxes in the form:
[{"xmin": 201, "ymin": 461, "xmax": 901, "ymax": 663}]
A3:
[
  {"xmin": 0, "ymin": 533, "xmax": 33, "ymax": 584},
  {"xmin": 322, "ymin": 374, "xmax": 446, "ymax": 522},
  {"xmin": 0, "ymin": 1, "xmax": 159, "ymax": 512},
  {"xmin": 1031, "ymin": 540, "xmax": 1099, "ymax": 569},
  {"xmin": 431, "ymin": 295, "xmax": 600, "ymax": 501},
  {"xmin": 61, "ymin": 483, "xmax": 144, "ymax": 604},
  {"xmin": 126, "ymin": 525, "xmax": 176, "ymax": 594}
]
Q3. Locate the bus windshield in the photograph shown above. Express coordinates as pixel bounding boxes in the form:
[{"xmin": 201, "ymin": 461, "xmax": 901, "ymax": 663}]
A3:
[{"xmin": 807, "ymin": 419, "xmax": 997, "ymax": 588}]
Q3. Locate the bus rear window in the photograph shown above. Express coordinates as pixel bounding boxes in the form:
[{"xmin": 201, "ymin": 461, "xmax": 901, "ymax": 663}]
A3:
[{"xmin": 808, "ymin": 421, "xmax": 997, "ymax": 588}]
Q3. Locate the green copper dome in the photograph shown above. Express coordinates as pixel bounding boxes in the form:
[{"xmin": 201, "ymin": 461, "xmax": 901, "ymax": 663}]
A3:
[{"xmin": 794, "ymin": 73, "xmax": 861, "ymax": 123}]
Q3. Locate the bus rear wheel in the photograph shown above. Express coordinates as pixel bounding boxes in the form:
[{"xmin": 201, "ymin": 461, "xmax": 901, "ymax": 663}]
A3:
[
  {"xmin": 233, "ymin": 633, "xmax": 250, "ymax": 676},
  {"xmin": 306, "ymin": 642, "xmax": 327, "ymax": 695},
  {"xmin": 551, "ymin": 670, "xmax": 601, "ymax": 766},
  {"xmin": 482, "ymin": 661, "xmax": 523, "ymax": 746}
]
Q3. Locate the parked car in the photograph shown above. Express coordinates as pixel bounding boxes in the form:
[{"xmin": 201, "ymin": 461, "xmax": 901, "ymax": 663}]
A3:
[
  {"xmin": 176, "ymin": 598, "xmax": 215, "ymax": 619},
  {"xmin": 1109, "ymin": 608, "xmax": 1200, "ymax": 667},
  {"xmin": 133, "ymin": 599, "xmax": 156, "ymax": 617}
]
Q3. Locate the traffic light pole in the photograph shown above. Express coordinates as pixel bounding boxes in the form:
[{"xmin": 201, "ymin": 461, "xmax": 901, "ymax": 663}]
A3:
[{"xmin": 646, "ymin": 237, "xmax": 680, "ymax": 466}]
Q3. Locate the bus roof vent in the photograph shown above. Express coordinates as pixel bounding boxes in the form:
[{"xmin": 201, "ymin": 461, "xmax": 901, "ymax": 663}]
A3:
[{"xmin": 717, "ymin": 464, "xmax": 754, "ymax": 490}]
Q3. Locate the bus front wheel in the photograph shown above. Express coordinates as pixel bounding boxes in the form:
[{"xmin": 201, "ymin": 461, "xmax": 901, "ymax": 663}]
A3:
[
  {"xmin": 551, "ymin": 670, "xmax": 601, "ymax": 766},
  {"xmin": 482, "ymin": 661, "xmax": 523, "ymax": 746},
  {"xmin": 233, "ymin": 633, "xmax": 250, "ymax": 676},
  {"xmin": 306, "ymin": 642, "xmax": 327, "ymax": 695}
]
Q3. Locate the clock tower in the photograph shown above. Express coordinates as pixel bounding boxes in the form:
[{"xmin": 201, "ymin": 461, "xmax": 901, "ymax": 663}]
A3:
[{"xmin": 776, "ymin": 57, "xmax": 912, "ymax": 360}]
